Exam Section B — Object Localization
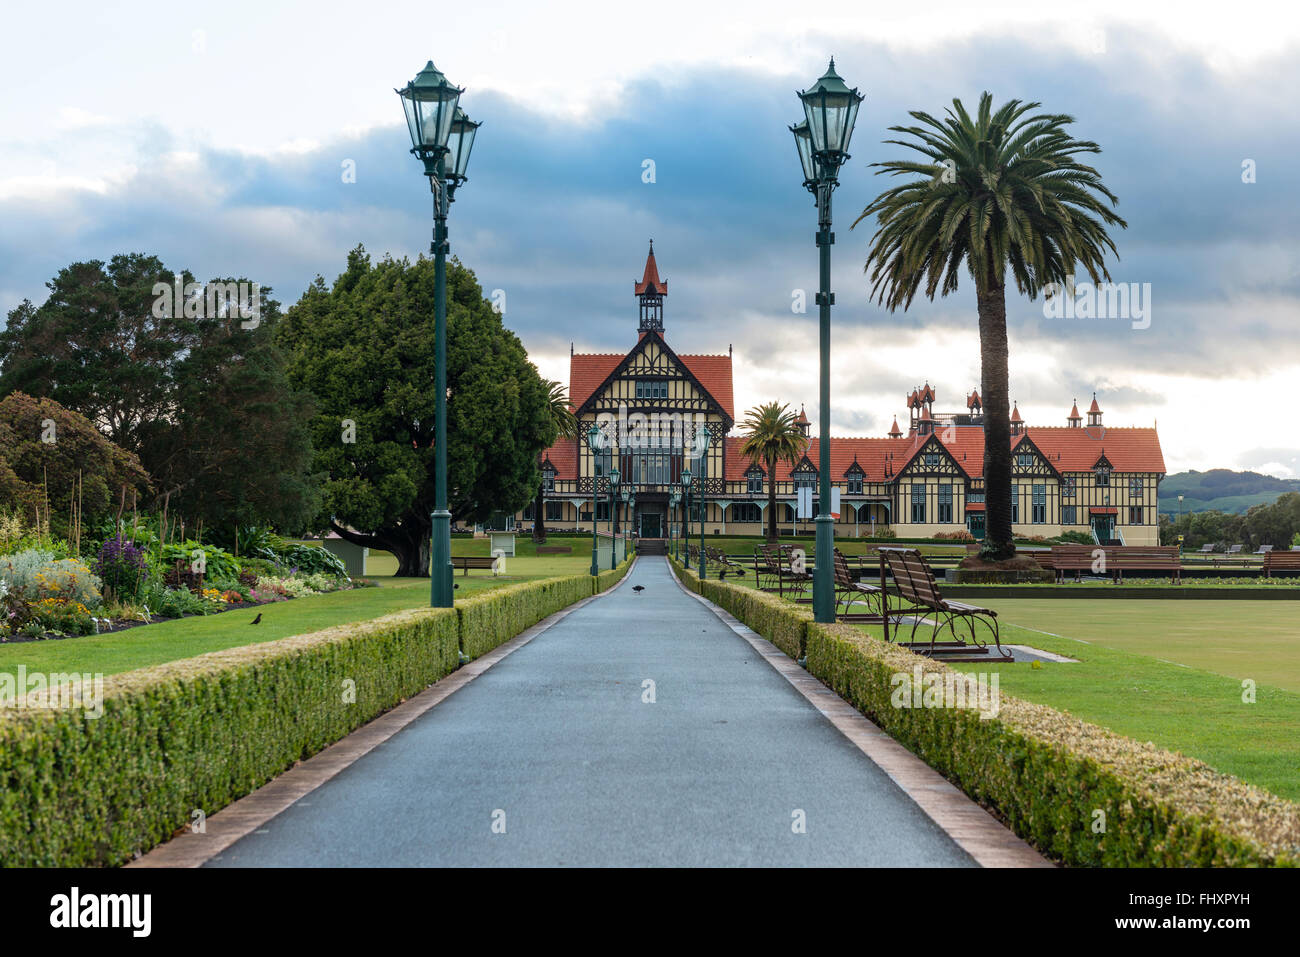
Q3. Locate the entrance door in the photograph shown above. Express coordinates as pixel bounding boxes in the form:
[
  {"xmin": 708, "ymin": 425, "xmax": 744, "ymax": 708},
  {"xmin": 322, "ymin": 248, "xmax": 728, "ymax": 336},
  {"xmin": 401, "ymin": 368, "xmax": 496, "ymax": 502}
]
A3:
[
  {"xmin": 966, "ymin": 513, "xmax": 986, "ymax": 540},
  {"xmin": 1091, "ymin": 515, "xmax": 1115, "ymax": 543},
  {"xmin": 640, "ymin": 512, "xmax": 661, "ymax": 538}
]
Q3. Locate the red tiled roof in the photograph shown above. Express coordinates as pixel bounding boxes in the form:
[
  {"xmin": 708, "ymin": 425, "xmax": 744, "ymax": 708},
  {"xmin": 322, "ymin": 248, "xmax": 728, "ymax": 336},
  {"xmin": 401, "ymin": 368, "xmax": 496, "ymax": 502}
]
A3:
[
  {"xmin": 569, "ymin": 353, "xmax": 625, "ymax": 411},
  {"xmin": 540, "ymin": 439, "xmax": 579, "ymax": 480},
  {"xmin": 1018, "ymin": 426, "xmax": 1166, "ymax": 473},
  {"xmin": 568, "ymin": 347, "xmax": 734, "ymax": 420},
  {"xmin": 726, "ymin": 436, "xmax": 903, "ymax": 484}
]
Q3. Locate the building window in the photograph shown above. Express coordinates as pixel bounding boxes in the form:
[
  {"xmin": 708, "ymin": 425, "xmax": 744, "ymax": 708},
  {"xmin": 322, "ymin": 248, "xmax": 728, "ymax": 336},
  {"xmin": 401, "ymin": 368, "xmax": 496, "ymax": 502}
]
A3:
[
  {"xmin": 1129, "ymin": 476, "xmax": 1142, "ymax": 497},
  {"xmin": 593, "ymin": 447, "xmax": 612, "ymax": 477},
  {"xmin": 847, "ymin": 474, "xmax": 863, "ymax": 494},
  {"xmin": 911, "ymin": 485, "xmax": 926, "ymax": 523},
  {"xmin": 746, "ymin": 470, "xmax": 763, "ymax": 493},
  {"xmin": 1011, "ymin": 487, "xmax": 1019, "ymax": 524},
  {"xmin": 542, "ymin": 468, "xmax": 555, "ymax": 492},
  {"xmin": 1129, "ymin": 506, "xmax": 1144, "ymax": 525},
  {"xmin": 794, "ymin": 470, "xmax": 816, "ymax": 490},
  {"xmin": 1017, "ymin": 453, "xmax": 1034, "ymax": 468},
  {"xmin": 596, "ymin": 500, "xmax": 610, "ymax": 522},
  {"xmin": 923, "ymin": 452, "xmax": 939, "ymax": 468},
  {"xmin": 1063, "ymin": 476, "xmax": 1076, "ymax": 498},
  {"xmin": 968, "ymin": 489, "xmax": 985, "ymax": 504},
  {"xmin": 1061, "ymin": 505, "xmax": 1077, "ymax": 525},
  {"xmin": 1032, "ymin": 484, "xmax": 1046, "ymax": 524},
  {"xmin": 545, "ymin": 501, "xmax": 563, "ymax": 521},
  {"xmin": 635, "ymin": 379, "xmax": 668, "ymax": 400},
  {"xmin": 628, "ymin": 452, "xmax": 672, "ymax": 485},
  {"xmin": 732, "ymin": 503, "xmax": 761, "ymax": 523},
  {"xmin": 1095, "ymin": 466, "xmax": 1110, "ymax": 487},
  {"xmin": 938, "ymin": 485, "xmax": 953, "ymax": 523}
]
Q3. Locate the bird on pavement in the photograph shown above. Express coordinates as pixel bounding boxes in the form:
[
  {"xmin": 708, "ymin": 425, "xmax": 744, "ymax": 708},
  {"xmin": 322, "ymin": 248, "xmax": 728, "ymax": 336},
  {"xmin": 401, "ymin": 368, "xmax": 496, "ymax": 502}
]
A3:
[
  {"xmin": 632, "ymin": 585, "xmax": 645, "ymax": 594},
  {"xmin": 250, "ymin": 613, "xmax": 262, "ymax": 625}
]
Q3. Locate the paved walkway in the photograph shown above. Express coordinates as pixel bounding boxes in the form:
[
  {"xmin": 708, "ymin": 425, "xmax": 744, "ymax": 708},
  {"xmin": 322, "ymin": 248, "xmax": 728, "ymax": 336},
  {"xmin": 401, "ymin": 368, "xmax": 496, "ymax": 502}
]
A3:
[{"xmin": 208, "ymin": 558, "xmax": 975, "ymax": 867}]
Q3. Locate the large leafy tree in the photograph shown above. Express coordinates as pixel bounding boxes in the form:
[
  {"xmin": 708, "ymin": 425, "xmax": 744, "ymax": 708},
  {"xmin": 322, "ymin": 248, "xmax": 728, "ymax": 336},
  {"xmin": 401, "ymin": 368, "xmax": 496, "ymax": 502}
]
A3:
[
  {"xmin": 532, "ymin": 380, "xmax": 578, "ymax": 544},
  {"xmin": 0, "ymin": 254, "xmax": 191, "ymax": 451},
  {"xmin": 277, "ymin": 246, "xmax": 557, "ymax": 576},
  {"xmin": 0, "ymin": 392, "xmax": 150, "ymax": 537},
  {"xmin": 739, "ymin": 401, "xmax": 807, "ymax": 543},
  {"xmin": 0, "ymin": 254, "xmax": 319, "ymax": 539},
  {"xmin": 144, "ymin": 286, "xmax": 321, "ymax": 535},
  {"xmin": 854, "ymin": 93, "xmax": 1126, "ymax": 560}
]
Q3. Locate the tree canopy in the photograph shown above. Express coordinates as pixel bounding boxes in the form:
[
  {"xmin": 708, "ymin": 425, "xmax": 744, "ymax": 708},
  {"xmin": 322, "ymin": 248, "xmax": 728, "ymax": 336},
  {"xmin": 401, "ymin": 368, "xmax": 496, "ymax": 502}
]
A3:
[
  {"xmin": 0, "ymin": 253, "xmax": 319, "ymax": 538},
  {"xmin": 276, "ymin": 246, "xmax": 557, "ymax": 575}
]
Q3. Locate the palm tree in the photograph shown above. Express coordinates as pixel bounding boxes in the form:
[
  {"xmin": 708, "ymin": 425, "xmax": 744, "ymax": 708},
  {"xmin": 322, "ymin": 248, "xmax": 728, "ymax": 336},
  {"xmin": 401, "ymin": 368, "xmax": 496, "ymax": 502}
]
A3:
[
  {"xmin": 854, "ymin": 93, "xmax": 1126, "ymax": 560},
  {"xmin": 739, "ymin": 402, "xmax": 808, "ymax": 544},
  {"xmin": 532, "ymin": 380, "xmax": 578, "ymax": 544}
]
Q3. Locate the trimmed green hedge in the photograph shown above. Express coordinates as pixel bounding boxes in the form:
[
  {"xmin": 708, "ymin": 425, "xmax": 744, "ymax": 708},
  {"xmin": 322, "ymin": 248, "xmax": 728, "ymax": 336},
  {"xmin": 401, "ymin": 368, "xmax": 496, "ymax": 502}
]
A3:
[
  {"xmin": 0, "ymin": 559, "xmax": 636, "ymax": 867},
  {"xmin": 0, "ymin": 608, "xmax": 459, "ymax": 867},
  {"xmin": 668, "ymin": 557, "xmax": 1300, "ymax": 866},
  {"xmin": 673, "ymin": 562, "xmax": 812, "ymax": 659}
]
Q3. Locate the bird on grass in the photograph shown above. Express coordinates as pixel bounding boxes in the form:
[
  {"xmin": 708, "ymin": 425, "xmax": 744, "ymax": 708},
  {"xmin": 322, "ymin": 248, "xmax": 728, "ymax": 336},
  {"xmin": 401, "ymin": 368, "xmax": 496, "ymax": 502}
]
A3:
[
  {"xmin": 632, "ymin": 585, "xmax": 645, "ymax": 594},
  {"xmin": 250, "ymin": 613, "xmax": 262, "ymax": 625}
]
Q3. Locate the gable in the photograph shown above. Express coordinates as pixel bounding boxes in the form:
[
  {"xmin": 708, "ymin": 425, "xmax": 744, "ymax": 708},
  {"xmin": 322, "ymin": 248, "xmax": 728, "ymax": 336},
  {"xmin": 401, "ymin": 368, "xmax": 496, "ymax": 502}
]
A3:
[{"xmin": 571, "ymin": 332, "xmax": 734, "ymax": 422}]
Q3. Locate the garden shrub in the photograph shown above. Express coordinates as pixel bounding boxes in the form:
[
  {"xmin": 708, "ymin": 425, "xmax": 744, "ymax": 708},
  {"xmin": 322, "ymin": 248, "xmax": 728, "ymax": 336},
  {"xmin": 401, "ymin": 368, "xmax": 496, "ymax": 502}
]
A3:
[
  {"xmin": 0, "ymin": 549, "xmax": 102, "ymax": 609},
  {"xmin": 93, "ymin": 536, "xmax": 149, "ymax": 603}
]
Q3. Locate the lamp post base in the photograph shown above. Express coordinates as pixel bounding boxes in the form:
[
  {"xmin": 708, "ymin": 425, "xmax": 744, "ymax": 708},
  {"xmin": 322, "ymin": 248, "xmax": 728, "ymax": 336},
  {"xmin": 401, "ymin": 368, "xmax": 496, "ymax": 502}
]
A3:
[
  {"xmin": 430, "ymin": 509, "xmax": 454, "ymax": 607},
  {"xmin": 813, "ymin": 513, "xmax": 834, "ymax": 623}
]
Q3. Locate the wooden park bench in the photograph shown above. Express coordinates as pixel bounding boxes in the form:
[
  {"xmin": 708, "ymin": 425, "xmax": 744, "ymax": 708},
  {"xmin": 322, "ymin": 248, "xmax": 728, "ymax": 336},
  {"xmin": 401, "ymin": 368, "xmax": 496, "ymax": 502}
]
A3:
[
  {"xmin": 878, "ymin": 548, "xmax": 1009, "ymax": 660},
  {"xmin": 705, "ymin": 546, "xmax": 746, "ymax": 577},
  {"xmin": 451, "ymin": 555, "xmax": 500, "ymax": 576},
  {"xmin": 536, "ymin": 545, "xmax": 572, "ymax": 554},
  {"xmin": 753, "ymin": 543, "xmax": 811, "ymax": 598},
  {"xmin": 1046, "ymin": 544, "xmax": 1182, "ymax": 583},
  {"xmin": 1262, "ymin": 550, "xmax": 1300, "ymax": 577},
  {"xmin": 831, "ymin": 549, "xmax": 883, "ymax": 622}
]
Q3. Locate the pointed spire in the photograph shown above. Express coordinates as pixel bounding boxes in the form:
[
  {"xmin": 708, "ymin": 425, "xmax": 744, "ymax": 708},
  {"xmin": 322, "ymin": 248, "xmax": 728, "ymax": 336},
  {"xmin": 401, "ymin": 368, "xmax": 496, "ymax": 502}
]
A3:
[
  {"xmin": 888, "ymin": 416, "xmax": 902, "ymax": 438},
  {"xmin": 634, "ymin": 239, "xmax": 667, "ymax": 296},
  {"xmin": 1068, "ymin": 398, "xmax": 1082, "ymax": 427},
  {"xmin": 1010, "ymin": 402, "xmax": 1022, "ymax": 422}
]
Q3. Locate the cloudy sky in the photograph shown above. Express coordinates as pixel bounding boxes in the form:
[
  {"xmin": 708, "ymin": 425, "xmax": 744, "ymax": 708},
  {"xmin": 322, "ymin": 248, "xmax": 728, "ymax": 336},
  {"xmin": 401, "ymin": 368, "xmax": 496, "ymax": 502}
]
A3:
[{"xmin": 3, "ymin": 1, "xmax": 1297, "ymax": 476}]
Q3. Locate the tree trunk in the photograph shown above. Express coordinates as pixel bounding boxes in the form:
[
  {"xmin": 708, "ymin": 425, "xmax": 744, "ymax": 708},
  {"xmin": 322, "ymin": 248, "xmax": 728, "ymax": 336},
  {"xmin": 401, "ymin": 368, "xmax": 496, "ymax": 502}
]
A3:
[
  {"xmin": 766, "ymin": 454, "xmax": 778, "ymax": 543},
  {"xmin": 330, "ymin": 520, "xmax": 431, "ymax": 577},
  {"xmin": 531, "ymin": 483, "xmax": 547, "ymax": 543},
  {"xmin": 977, "ymin": 276, "xmax": 1016, "ymax": 561}
]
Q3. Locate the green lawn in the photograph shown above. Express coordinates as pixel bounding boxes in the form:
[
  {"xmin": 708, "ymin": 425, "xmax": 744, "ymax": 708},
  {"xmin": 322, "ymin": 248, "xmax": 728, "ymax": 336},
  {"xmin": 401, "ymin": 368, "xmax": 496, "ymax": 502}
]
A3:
[
  {"xmin": 0, "ymin": 553, "xmax": 595, "ymax": 683},
  {"xmin": 869, "ymin": 599, "xmax": 1300, "ymax": 800}
]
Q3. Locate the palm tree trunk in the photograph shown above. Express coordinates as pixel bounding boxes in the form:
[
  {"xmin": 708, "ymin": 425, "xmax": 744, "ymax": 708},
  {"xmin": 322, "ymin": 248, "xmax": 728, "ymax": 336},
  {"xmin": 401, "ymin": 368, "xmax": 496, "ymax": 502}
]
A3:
[
  {"xmin": 766, "ymin": 455, "xmax": 778, "ymax": 543},
  {"xmin": 531, "ymin": 483, "xmax": 547, "ymax": 543},
  {"xmin": 977, "ymin": 277, "xmax": 1016, "ymax": 560}
]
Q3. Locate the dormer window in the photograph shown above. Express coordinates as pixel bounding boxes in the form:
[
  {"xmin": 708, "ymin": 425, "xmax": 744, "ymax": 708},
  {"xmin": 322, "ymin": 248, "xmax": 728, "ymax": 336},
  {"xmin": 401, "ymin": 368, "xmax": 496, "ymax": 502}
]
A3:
[
  {"xmin": 847, "ymin": 475, "xmax": 863, "ymax": 494},
  {"xmin": 542, "ymin": 467, "xmax": 555, "ymax": 492},
  {"xmin": 1095, "ymin": 466, "xmax": 1110, "ymax": 487},
  {"xmin": 746, "ymin": 467, "xmax": 764, "ymax": 493},
  {"xmin": 1017, "ymin": 453, "xmax": 1034, "ymax": 468},
  {"xmin": 923, "ymin": 452, "xmax": 939, "ymax": 468}
]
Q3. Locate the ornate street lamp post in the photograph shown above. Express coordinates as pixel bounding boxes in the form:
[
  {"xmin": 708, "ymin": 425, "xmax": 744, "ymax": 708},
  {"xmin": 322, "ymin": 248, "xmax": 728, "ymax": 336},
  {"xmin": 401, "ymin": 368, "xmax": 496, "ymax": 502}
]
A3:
[
  {"xmin": 792, "ymin": 58, "xmax": 863, "ymax": 624},
  {"xmin": 681, "ymin": 468, "xmax": 693, "ymax": 567},
  {"xmin": 627, "ymin": 491, "xmax": 636, "ymax": 557},
  {"xmin": 670, "ymin": 490, "xmax": 681, "ymax": 561},
  {"xmin": 397, "ymin": 60, "xmax": 479, "ymax": 608},
  {"xmin": 608, "ymin": 468, "xmax": 621, "ymax": 570},
  {"xmin": 586, "ymin": 423, "xmax": 603, "ymax": 576},
  {"xmin": 696, "ymin": 426, "xmax": 711, "ymax": 580}
]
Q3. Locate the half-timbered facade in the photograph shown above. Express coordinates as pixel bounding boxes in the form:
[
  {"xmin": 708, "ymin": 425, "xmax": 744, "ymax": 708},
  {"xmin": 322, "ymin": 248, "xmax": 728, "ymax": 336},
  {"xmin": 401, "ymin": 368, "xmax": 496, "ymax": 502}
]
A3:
[{"xmin": 521, "ymin": 246, "xmax": 1165, "ymax": 546}]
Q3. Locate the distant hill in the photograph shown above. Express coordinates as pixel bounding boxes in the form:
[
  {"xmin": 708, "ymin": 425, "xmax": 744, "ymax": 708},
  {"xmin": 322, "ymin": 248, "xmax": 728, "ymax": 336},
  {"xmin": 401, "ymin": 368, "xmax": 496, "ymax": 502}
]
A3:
[{"xmin": 1159, "ymin": 469, "xmax": 1300, "ymax": 515}]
